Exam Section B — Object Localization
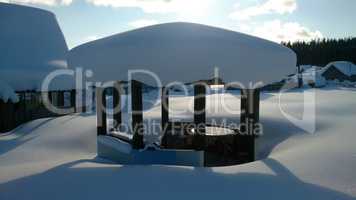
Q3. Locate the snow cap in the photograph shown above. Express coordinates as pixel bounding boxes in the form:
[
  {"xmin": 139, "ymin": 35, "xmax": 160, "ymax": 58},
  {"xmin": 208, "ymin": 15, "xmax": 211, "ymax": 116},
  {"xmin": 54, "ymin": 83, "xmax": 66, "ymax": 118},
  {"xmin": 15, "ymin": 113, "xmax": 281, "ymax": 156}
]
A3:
[
  {"xmin": 69, "ymin": 22, "xmax": 297, "ymax": 88},
  {"xmin": 0, "ymin": 3, "xmax": 73, "ymax": 92},
  {"xmin": 0, "ymin": 3, "xmax": 68, "ymax": 70}
]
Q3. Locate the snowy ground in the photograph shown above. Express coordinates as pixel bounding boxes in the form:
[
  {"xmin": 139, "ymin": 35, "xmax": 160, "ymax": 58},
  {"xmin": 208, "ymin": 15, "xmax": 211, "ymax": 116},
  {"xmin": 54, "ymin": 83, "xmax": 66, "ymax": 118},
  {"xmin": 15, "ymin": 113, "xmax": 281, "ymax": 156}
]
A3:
[{"xmin": 1, "ymin": 87, "xmax": 356, "ymax": 199}]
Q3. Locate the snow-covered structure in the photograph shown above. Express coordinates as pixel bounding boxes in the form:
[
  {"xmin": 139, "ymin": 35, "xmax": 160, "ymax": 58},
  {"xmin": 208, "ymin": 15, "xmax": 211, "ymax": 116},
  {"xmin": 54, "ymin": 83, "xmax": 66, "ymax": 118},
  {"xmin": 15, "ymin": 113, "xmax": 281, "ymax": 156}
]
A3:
[
  {"xmin": 68, "ymin": 22, "xmax": 296, "ymax": 87},
  {"xmin": 321, "ymin": 61, "xmax": 356, "ymax": 82},
  {"xmin": 68, "ymin": 22, "xmax": 297, "ymax": 167},
  {"xmin": 0, "ymin": 3, "xmax": 73, "ymax": 96}
]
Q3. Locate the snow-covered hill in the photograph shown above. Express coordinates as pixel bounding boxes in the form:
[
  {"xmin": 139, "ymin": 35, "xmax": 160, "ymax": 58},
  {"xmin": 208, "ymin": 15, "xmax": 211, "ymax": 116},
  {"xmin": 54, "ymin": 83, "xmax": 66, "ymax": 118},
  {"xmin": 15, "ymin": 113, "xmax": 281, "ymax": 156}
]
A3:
[{"xmin": 1, "ymin": 87, "xmax": 356, "ymax": 199}]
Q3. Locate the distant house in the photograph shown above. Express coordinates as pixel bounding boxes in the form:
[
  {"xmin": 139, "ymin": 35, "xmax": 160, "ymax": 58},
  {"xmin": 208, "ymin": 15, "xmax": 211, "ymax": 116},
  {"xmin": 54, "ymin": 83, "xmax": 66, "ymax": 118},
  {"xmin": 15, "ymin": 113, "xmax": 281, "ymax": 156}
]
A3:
[
  {"xmin": 321, "ymin": 61, "xmax": 356, "ymax": 82},
  {"xmin": 284, "ymin": 65, "xmax": 326, "ymax": 88}
]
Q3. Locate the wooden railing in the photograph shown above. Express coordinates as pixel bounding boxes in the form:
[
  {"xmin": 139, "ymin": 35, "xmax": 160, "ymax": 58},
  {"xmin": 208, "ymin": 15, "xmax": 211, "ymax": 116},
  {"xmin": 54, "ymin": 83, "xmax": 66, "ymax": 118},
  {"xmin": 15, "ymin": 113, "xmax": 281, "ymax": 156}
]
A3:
[{"xmin": 0, "ymin": 90, "xmax": 85, "ymax": 133}]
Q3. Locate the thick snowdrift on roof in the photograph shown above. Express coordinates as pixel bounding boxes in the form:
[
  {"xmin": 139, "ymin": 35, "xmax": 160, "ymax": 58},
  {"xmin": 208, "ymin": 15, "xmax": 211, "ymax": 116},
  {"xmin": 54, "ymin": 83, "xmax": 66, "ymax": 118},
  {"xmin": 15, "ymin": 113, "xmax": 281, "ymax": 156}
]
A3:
[
  {"xmin": 323, "ymin": 61, "xmax": 356, "ymax": 76},
  {"xmin": 0, "ymin": 3, "xmax": 68, "ymax": 70},
  {"xmin": 0, "ymin": 3, "xmax": 72, "ymax": 92},
  {"xmin": 68, "ymin": 22, "xmax": 296, "ymax": 87}
]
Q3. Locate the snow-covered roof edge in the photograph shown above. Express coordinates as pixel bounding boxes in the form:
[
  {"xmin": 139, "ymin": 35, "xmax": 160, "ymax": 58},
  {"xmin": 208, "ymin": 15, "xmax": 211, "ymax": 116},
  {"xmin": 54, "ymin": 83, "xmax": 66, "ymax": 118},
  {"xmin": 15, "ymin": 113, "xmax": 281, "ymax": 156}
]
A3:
[
  {"xmin": 68, "ymin": 22, "xmax": 297, "ymax": 87},
  {"xmin": 322, "ymin": 61, "xmax": 356, "ymax": 76}
]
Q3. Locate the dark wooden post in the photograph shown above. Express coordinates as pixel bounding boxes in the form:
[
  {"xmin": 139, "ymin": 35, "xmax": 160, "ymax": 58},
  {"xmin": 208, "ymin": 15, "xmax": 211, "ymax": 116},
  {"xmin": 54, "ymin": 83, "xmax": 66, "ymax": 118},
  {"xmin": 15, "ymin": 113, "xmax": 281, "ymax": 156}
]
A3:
[
  {"xmin": 82, "ymin": 89, "xmax": 87, "ymax": 113},
  {"xmin": 297, "ymin": 65, "xmax": 303, "ymax": 88},
  {"xmin": 237, "ymin": 89, "xmax": 252, "ymax": 162},
  {"xmin": 131, "ymin": 80, "xmax": 144, "ymax": 149},
  {"xmin": 58, "ymin": 91, "xmax": 64, "ymax": 108},
  {"xmin": 1, "ymin": 101, "xmax": 15, "ymax": 132},
  {"xmin": 92, "ymin": 86, "xmax": 96, "ymax": 112},
  {"xmin": 193, "ymin": 83, "xmax": 206, "ymax": 150},
  {"xmin": 53, "ymin": 91, "xmax": 59, "ymax": 108},
  {"xmin": 113, "ymin": 81, "xmax": 122, "ymax": 130},
  {"xmin": 161, "ymin": 86, "xmax": 169, "ymax": 136},
  {"xmin": 22, "ymin": 92, "xmax": 29, "ymax": 121},
  {"xmin": 249, "ymin": 88, "xmax": 260, "ymax": 135},
  {"xmin": 96, "ymin": 87, "xmax": 107, "ymax": 135},
  {"xmin": 70, "ymin": 89, "xmax": 76, "ymax": 113},
  {"xmin": 240, "ymin": 89, "xmax": 248, "ymax": 134},
  {"xmin": 48, "ymin": 91, "xmax": 53, "ymax": 106},
  {"xmin": 0, "ymin": 100, "xmax": 4, "ymax": 132},
  {"xmin": 0, "ymin": 100, "xmax": 5, "ymax": 131},
  {"xmin": 50, "ymin": 91, "xmax": 55, "ymax": 107},
  {"xmin": 18, "ymin": 93, "xmax": 24, "ymax": 123},
  {"xmin": 237, "ymin": 88, "xmax": 260, "ymax": 163}
]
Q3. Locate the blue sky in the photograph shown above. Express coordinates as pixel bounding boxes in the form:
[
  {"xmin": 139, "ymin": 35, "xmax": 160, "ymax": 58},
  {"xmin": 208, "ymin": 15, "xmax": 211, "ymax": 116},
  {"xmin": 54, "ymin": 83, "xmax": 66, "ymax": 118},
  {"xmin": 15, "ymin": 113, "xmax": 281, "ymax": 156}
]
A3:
[{"xmin": 2, "ymin": 0, "xmax": 356, "ymax": 49}]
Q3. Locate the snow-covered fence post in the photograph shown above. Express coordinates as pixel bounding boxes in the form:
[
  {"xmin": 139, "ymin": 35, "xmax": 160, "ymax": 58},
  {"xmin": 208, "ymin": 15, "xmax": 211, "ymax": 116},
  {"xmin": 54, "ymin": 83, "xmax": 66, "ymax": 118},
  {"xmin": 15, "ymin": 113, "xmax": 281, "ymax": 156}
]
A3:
[
  {"xmin": 96, "ymin": 87, "xmax": 107, "ymax": 135},
  {"xmin": 131, "ymin": 80, "xmax": 144, "ymax": 149},
  {"xmin": 193, "ymin": 82, "xmax": 207, "ymax": 151},
  {"xmin": 113, "ymin": 81, "xmax": 122, "ymax": 130}
]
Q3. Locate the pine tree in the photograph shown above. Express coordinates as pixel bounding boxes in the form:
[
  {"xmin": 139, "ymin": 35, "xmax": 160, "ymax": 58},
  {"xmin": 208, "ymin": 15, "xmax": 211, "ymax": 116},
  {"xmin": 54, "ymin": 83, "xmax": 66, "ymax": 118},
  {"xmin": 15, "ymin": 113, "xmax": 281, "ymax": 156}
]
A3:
[{"xmin": 282, "ymin": 37, "xmax": 356, "ymax": 67}]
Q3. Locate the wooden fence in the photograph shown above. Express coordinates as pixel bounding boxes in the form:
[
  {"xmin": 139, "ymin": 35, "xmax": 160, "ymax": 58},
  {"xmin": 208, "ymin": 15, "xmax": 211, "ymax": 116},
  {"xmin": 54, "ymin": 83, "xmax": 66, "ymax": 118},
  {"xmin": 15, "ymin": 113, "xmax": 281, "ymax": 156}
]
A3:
[{"xmin": 0, "ymin": 90, "xmax": 84, "ymax": 133}]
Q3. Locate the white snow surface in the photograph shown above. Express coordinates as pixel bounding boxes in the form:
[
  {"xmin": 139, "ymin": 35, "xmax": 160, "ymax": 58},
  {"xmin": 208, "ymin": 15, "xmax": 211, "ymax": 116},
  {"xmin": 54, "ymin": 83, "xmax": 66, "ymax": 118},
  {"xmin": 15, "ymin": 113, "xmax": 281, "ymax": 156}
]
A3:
[
  {"xmin": 0, "ymin": 3, "xmax": 74, "ymax": 93},
  {"xmin": 68, "ymin": 22, "xmax": 297, "ymax": 87},
  {"xmin": 1, "ymin": 87, "xmax": 356, "ymax": 199}
]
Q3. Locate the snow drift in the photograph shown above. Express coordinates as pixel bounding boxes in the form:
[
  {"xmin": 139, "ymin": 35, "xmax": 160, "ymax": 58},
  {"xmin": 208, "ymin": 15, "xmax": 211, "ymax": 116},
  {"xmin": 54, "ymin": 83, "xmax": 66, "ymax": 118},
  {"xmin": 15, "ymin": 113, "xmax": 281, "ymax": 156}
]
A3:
[
  {"xmin": 1, "ymin": 88, "xmax": 356, "ymax": 199},
  {"xmin": 68, "ymin": 22, "xmax": 297, "ymax": 87}
]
